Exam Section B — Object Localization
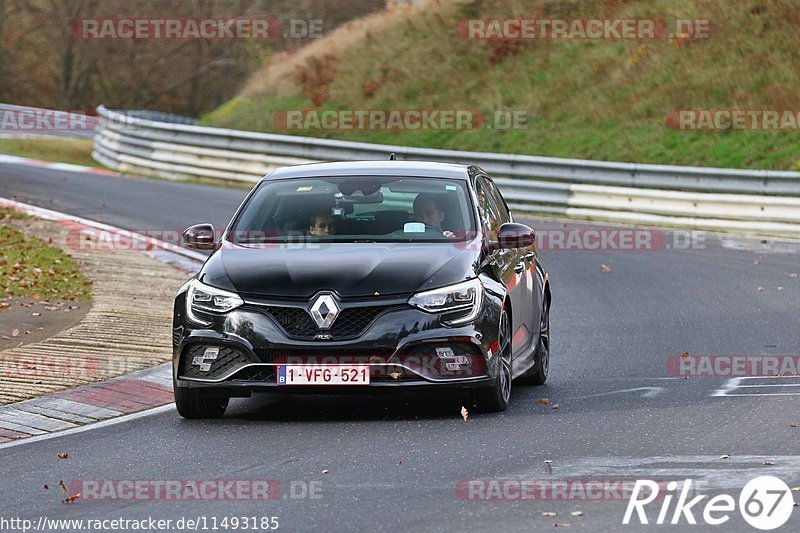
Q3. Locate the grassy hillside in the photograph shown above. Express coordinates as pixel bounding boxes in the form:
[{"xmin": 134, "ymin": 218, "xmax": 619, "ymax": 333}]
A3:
[{"xmin": 203, "ymin": 0, "xmax": 800, "ymax": 170}]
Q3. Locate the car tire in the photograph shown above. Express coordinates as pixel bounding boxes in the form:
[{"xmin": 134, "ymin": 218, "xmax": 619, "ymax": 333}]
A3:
[
  {"xmin": 471, "ymin": 308, "xmax": 512, "ymax": 412},
  {"xmin": 519, "ymin": 298, "xmax": 550, "ymax": 386},
  {"xmin": 174, "ymin": 380, "xmax": 229, "ymax": 419}
]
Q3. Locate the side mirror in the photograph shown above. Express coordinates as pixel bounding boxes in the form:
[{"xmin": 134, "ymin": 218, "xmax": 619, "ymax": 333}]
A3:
[
  {"xmin": 498, "ymin": 223, "xmax": 535, "ymax": 249},
  {"xmin": 182, "ymin": 223, "xmax": 216, "ymax": 250}
]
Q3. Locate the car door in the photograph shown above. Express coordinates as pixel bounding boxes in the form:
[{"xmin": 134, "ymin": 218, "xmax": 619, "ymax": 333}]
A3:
[
  {"xmin": 475, "ymin": 177, "xmax": 530, "ymax": 369},
  {"xmin": 483, "ymin": 176, "xmax": 539, "ymax": 368}
]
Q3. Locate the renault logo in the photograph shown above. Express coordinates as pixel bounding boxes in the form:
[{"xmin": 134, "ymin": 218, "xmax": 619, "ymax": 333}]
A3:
[{"xmin": 309, "ymin": 293, "xmax": 339, "ymax": 329}]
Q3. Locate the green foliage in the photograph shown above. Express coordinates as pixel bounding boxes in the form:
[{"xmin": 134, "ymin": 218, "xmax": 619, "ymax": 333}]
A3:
[{"xmin": 203, "ymin": 0, "xmax": 800, "ymax": 170}]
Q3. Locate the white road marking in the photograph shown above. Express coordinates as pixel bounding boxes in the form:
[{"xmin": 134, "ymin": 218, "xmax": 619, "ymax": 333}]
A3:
[
  {"xmin": 516, "ymin": 455, "xmax": 800, "ymax": 491},
  {"xmin": 712, "ymin": 376, "xmax": 800, "ymax": 397},
  {"xmin": 568, "ymin": 386, "xmax": 665, "ymax": 400}
]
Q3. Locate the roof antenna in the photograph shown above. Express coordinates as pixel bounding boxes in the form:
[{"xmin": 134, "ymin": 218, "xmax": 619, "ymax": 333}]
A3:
[{"xmin": 389, "ymin": 153, "xmax": 396, "ymax": 161}]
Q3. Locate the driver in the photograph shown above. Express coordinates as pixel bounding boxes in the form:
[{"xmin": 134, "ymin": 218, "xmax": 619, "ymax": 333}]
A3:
[{"xmin": 413, "ymin": 194, "xmax": 455, "ymax": 238}]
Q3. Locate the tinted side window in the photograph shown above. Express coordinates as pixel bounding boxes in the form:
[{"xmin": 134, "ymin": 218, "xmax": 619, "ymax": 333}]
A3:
[
  {"xmin": 485, "ymin": 178, "xmax": 511, "ymax": 224},
  {"xmin": 475, "ymin": 179, "xmax": 500, "ymax": 242}
]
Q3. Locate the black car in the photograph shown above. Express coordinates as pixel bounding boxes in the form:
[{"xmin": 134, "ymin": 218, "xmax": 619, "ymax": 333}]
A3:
[{"xmin": 172, "ymin": 161, "xmax": 551, "ymax": 418}]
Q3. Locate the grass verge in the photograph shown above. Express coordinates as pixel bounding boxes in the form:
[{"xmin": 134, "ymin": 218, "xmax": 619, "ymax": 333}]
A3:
[
  {"xmin": 0, "ymin": 138, "xmax": 101, "ymax": 169},
  {"xmin": 0, "ymin": 208, "xmax": 92, "ymax": 301}
]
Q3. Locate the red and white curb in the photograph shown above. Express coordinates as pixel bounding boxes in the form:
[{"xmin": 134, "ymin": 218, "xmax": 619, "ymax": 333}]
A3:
[
  {"xmin": 0, "ymin": 198, "xmax": 205, "ymax": 445},
  {"xmin": 0, "ymin": 196, "xmax": 206, "ymax": 273},
  {"xmin": 0, "ymin": 363, "xmax": 173, "ymax": 444},
  {"xmin": 0, "ymin": 153, "xmax": 119, "ymax": 176}
]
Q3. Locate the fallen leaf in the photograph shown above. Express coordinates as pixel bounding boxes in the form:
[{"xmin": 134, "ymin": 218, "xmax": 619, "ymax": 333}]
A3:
[
  {"xmin": 764, "ymin": 460, "xmax": 775, "ymax": 466},
  {"xmin": 0, "ymin": 303, "xmax": 10, "ymax": 309},
  {"xmin": 720, "ymin": 454, "xmax": 730, "ymax": 459},
  {"xmin": 44, "ymin": 484, "xmax": 49, "ymax": 490},
  {"xmin": 554, "ymin": 524, "xmax": 571, "ymax": 528},
  {"xmin": 398, "ymin": 458, "xmax": 403, "ymax": 465},
  {"xmin": 600, "ymin": 264, "xmax": 613, "ymax": 273},
  {"xmin": 680, "ymin": 352, "xmax": 690, "ymax": 360},
  {"xmin": 11, "ymin": 329, "xmax": 19, "ymax": 337},
  {"xmin": 791, "ymin": 423, "xmax": 799, "ymax": 428},
  {"xmin": 570, "ymin": 511, "xmax": 583, "ymax": 517},
  {"xmin": 461, "ymin": 406, "xmax": 469, "ymax": 422},
  {"xmin": 58, "ymin": 452, "xmax": 69, "ymax": 459},
  {"xmin": 62, "ymin": 493, "xmax": 80, "ymax": 504},
  {"xmin": 542, "ymin": 512, "xmax": 557, "ymax": 517},
  {"xmin": 537, "ymin": 398, "xmax": 551, "ymax": 405},
  {"xmin": 59, "ymin": 480, "xmax": 68, "ymax": 493},
  {"xmin": 551, "ymin": 404, "xmax": 560, "ymax": 410}
]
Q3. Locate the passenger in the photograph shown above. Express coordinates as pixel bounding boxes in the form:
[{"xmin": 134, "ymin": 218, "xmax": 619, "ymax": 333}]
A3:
[
  {"xmin": 308, "ymin": 213, "xmax": 336, "ymax": 236},
  {"xmin": 413, "ymin": 194, "xmax": 455, "ymax": 238}
]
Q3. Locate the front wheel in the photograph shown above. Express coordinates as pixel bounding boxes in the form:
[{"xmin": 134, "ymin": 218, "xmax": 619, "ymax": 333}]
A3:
[
  {"xmin": 519, "ymin": 298, "xmax": 550, "ymax": 386},
  {"xmin": 174, "ymin": 380, "xmax": 229, "ymax": 419},
  {"xmin": 471, "ymin": 309, "xmax": 512, "ymax": 412}
]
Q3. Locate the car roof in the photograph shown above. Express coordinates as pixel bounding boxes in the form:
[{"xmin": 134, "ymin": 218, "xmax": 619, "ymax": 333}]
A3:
[{"xmin": 264, "ymin": 161, "xmax": 475, "ymax": 181}]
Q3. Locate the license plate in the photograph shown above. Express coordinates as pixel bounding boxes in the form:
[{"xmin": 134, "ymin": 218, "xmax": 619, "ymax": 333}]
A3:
[{"xmin": 277, "ymin": 365, "xmax": 370, "ymax": 385}]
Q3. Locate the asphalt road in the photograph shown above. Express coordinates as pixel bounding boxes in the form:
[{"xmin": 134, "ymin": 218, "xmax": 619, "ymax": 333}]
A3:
[{"xmin": 1, "ymin": 163, "xmax": 799, "ymax": 532}]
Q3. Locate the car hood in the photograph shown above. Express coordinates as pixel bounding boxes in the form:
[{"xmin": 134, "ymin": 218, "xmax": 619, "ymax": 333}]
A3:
[{"xmin": 200, "ymin": 242, "xmax": 481, "ymax": 298}]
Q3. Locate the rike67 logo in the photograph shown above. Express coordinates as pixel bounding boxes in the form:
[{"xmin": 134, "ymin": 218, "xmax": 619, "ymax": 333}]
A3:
[{"xmin": 623, "ymin": 476, "xmax": 795, "ymax": 530}]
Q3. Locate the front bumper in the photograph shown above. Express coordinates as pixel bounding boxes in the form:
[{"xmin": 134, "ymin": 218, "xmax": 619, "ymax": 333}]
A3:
[{"xmin": 172, "ymin": 291, "xmax": 502, "ymax": 396}]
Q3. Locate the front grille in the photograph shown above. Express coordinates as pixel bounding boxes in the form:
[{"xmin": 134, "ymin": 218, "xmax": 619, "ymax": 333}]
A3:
[
  {"xmin": 229, "ymin": 366, "xmax": 276, "ymax": 382},
  {"xmin": 181, "ymin": 345, "xmax": 250, "ymax": 379},
  {"xmin": 253, "ymin": 347, "xmax": 395, "ymax": 363},
  {"xmin": 256, "ymin": 304, "xmax": 402, "ymax": 340}
]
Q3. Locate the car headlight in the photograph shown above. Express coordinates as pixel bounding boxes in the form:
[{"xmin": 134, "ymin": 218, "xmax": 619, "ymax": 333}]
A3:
[
  {"xmin": 185, "ymin": 279, "xmax": 243, "ymax": 325},
  {"xmin": 408, "ymin": 278, "xmax": 484, "ymax": 325}
]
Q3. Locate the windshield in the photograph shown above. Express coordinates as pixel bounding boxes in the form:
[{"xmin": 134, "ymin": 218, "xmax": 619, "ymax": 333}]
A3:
[{"xmin": 228, "ymin": 176, "xmax": 477, "ymax": 244}]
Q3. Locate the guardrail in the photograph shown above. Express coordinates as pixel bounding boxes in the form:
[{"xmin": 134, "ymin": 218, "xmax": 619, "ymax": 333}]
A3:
[{"xmin": 93, "ymin": 105, "xmax": 800, "ymax": 237}]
